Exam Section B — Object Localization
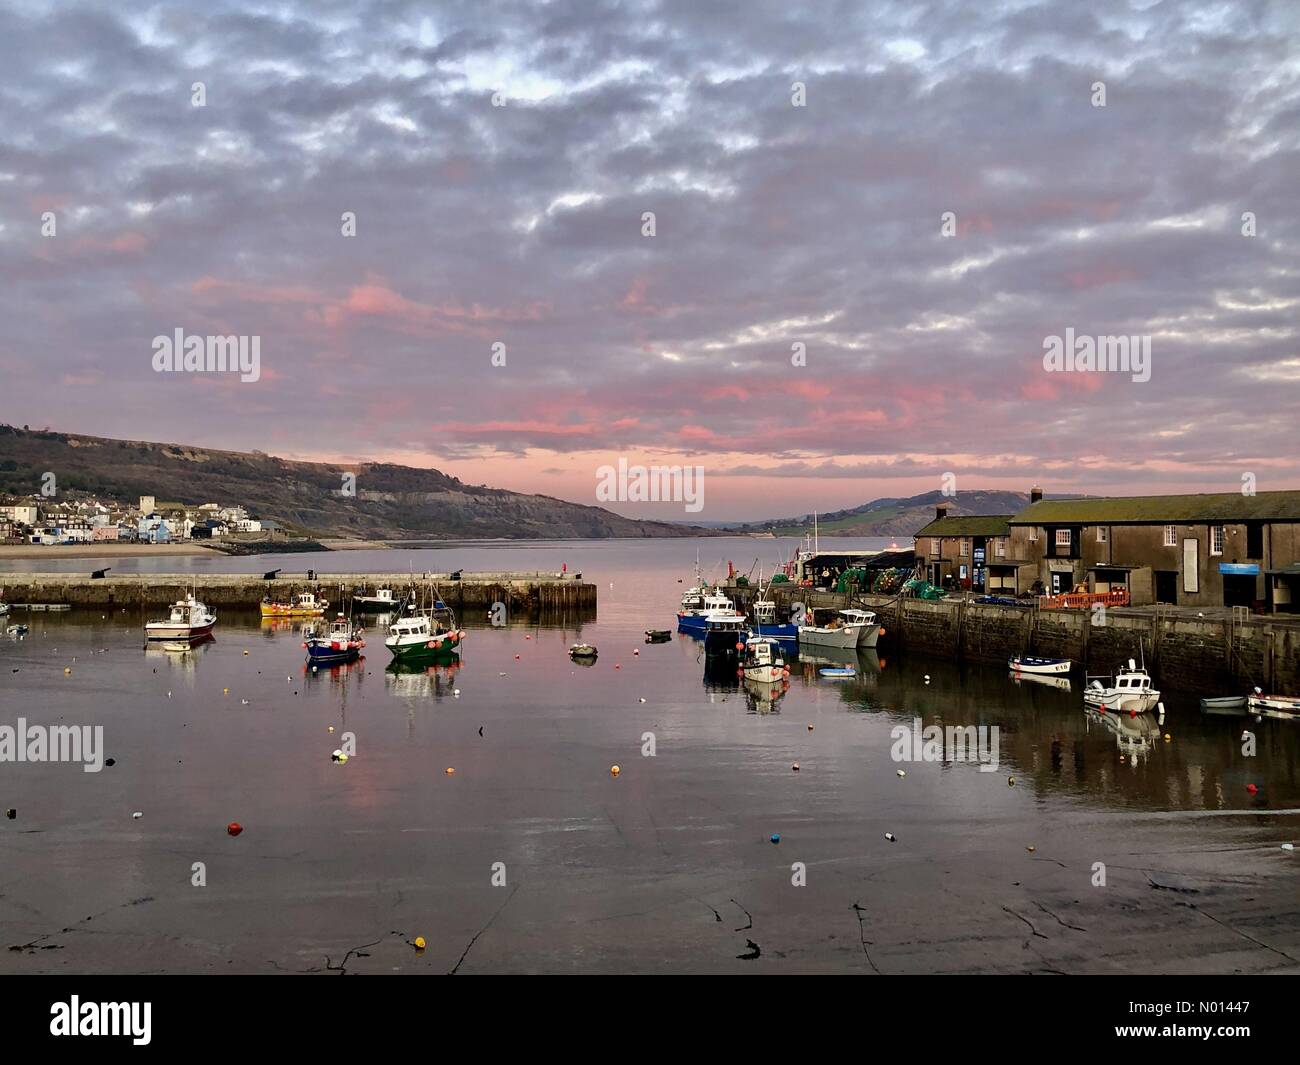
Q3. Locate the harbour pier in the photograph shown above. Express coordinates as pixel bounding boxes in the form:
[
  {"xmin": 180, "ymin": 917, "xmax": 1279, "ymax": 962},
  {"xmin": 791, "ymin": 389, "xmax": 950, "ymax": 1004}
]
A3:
[
  {"xmin": 1, "ymin": 570, "xmax": 596, "ymax": 616},
  {"xmin": 724, "ymin": 581, "xmax": 1300, "ymax": 696}
]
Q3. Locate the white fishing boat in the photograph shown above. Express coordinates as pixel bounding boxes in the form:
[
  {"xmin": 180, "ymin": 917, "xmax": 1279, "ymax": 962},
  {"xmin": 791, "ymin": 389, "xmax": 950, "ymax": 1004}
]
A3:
[
  {"xmin": 740, "ymin": 636, "xmax": 788, "ymax": 682},
  {"xmin": 703, "ymin": 611, "xmax": 749, "ymax": 654},
  {"xmin": 1009, "ymin": 655, "xmax": 1071, "ymax": 676},
  {"xmin": 1247, "ymin": 692, "xmax": 1300, "ymax": 719},
  {"xmin": 353, "ymin": 587, "xmax": 399, "ymax": 612},
  {"xmin": 145, "ymin": 594, "xmax": 217, "ymax": 641},
  {"xmin": 1083, "ymin": 659, "xmax": 1161, "ymax": 714},
  {"xmin": 798, "ymin": 608, "xmax": 880, "ymax": 650}
]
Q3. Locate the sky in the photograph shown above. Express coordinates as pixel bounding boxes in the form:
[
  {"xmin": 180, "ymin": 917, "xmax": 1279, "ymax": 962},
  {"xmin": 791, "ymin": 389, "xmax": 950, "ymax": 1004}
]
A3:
[{"xmin": 0, "ymin": 0, "xmax": 1297, "ymax": 522}]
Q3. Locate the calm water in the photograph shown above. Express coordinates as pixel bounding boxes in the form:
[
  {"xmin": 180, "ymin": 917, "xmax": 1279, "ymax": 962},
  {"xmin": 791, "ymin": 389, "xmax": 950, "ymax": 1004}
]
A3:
[{"xmin": 2, "ymin": 538, "xmax": 1297, "ymax": 973}]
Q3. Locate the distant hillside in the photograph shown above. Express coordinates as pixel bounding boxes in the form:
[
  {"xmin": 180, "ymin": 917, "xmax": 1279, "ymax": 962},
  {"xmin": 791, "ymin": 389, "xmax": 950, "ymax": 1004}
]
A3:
[
  {"xmin": 732, "ymin": 489, "xmax": 1039, "ymax": 537},
  {"xmin": 0, "ymin": 425, "xmax": 710, "ymax": 540}
]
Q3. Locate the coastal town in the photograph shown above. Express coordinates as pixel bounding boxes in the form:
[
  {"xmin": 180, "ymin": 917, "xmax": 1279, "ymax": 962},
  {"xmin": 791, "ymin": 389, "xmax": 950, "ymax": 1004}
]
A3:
[{"xmin": 0, "ymin": 494, "xmax": 279, "ymax": 547}]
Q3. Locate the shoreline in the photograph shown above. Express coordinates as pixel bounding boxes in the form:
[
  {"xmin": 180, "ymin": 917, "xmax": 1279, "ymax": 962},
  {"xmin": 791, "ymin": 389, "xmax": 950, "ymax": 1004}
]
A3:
[{"xmin": 0, "ymin": 542, "xmax": 218, "ymax": 560}]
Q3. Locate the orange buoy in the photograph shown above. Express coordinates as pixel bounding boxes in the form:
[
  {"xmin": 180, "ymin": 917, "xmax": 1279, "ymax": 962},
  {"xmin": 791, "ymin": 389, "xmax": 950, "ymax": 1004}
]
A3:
[{"xmin": 610, "ymin": 764, "xmax": 621, "ymax": 777}]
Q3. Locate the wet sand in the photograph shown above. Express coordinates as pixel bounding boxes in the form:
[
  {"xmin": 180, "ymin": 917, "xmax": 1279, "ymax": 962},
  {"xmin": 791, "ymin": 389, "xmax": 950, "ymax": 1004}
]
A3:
[{"xmin": 0, "ymin": 543, "xmax": 216, "ymax": 560}]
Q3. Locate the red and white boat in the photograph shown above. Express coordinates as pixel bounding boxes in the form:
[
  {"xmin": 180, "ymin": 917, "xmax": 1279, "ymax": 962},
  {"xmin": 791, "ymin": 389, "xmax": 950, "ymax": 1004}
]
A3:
[
  {"xmin": 1248, "ymin": 691, "xmax": 1300, "ymax": 720},
  {"xmin": 145, "ymin": 595, "xmax": 217, "ymax": 641}
]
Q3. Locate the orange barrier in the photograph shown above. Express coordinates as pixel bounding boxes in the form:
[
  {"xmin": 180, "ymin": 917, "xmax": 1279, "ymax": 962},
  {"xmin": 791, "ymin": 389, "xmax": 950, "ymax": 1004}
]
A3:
[{"xmin": 1038, "ymin": 588, "xmax": 1129, "ymax": 610}]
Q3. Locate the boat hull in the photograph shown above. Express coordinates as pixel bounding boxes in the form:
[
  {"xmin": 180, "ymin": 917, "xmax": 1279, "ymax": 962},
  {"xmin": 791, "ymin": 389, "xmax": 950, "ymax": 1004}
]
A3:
[
  {"xmin": 1247, "ymin": 694, "xmax": 1300, "ymax": 718},
  {"xmin": 306, "ymin": 643, "xmax": 363, "ymax": 665},
  {"xmin": 385, "ymin": 630, "xmax": 462, "ymax": 662},
  {"xmin": 261, "ymin": 605, "xmax": 325, "ymax": 618},
  {"xmin": 352, "ymin": 597, "xmax": 398, "ymax": 612},
  {"xmin": 1083, "ymin": 690, "xmax": 1161, "ymax": 714},
  {"xmin": 799, "ymin": 624, "xmax": 878, "ymax": 650},
  {"xmin": 145, "ymin": 620, "xmax": 215, "ymax": 642},
  {"xmin": 750, "ymin": 621, "xmax": 798, "ymax": 643},
  {"xmin": 1009, "ymin": 656, "xmax": 1071, "ymax": 675}
]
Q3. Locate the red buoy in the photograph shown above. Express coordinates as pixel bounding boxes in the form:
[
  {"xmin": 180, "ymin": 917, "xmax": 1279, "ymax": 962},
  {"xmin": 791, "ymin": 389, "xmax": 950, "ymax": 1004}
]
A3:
[{"xmin": 227, "ymin": 822, "xmax": 243, "ymax": 837}]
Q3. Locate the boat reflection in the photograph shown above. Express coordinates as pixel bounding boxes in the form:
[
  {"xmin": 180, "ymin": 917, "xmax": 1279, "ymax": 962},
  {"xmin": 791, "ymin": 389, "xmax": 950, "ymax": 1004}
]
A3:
[
  {"xmin": 302, "ymin": 657, "xmax": 368, "ymax": 685},
  {"xmin": 1011, "ymin": 671, "xmax": 1072, "ymax": 692},
  {"xmin": 143, "ymin": 633, "xmax": 214, "ymax": 670},
  {"xmin": 702, "ymin": 654, "xmax": 741, "ymax": 694},
  {"xmin": 1084, "ymin": 705, "xmax": 1161, "ymax": 764},
  {"xmin": 744, "ymin": 676, "xmax": 790, "ymax": 714},
  {"xmin": 796, "ymin": 646, "xmax": 881, "ymax": 682},
  {"xmin": 384, "ymin": 657, "xmax": 462, "ymax": 699}
]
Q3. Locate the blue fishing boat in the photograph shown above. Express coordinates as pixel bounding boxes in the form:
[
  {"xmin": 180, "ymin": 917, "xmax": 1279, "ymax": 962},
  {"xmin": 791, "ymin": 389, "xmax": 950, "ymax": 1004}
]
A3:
[
  {"xmin": 702, "ymin": 613, "xmax": 749, "ymax": 655},
  {"xmin": 749, "ymin": 598, "xmax": 799, "ymax": 643},
  {"xmin": 677, "ymin": 587, "xmax": 737, "ymax": 633},
  {"xmin": 305, "ymin": 614, "xmax": 365, "ymax": 665}
]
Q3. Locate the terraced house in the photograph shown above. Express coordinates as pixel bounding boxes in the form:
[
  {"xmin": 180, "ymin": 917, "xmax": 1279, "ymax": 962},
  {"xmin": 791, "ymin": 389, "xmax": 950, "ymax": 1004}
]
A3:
[{"xmin": 915, "ymin": 488, "xmax": 1300, "ymax": 612}]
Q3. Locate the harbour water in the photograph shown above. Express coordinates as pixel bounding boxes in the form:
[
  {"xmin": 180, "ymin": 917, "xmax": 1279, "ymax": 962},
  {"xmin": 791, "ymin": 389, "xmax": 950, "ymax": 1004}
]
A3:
[{"xmin": 2, "ymin": 538, "xmax": 1297, "ymax": 973}]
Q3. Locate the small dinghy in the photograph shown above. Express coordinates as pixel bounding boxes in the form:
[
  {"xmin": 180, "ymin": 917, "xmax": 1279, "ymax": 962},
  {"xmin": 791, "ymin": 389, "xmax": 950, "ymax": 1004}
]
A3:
[
  {"xmin": 1009, "ymin": 656, "xmax": 1071, "ymax": 675},
  {"xmin": 818, "ymin": 667, "xmax": 857, "ymax": 679},
  {"xmin": 644, "ymin": 629, "xmax": 672, "ymax": 643},
  {"xmin": 1200, "ymin": 695, "xmax": 1247, "ymax": 713},
  {"xmin": 568, "ymin": 643, "xmax": 598, "ymax": 660}
]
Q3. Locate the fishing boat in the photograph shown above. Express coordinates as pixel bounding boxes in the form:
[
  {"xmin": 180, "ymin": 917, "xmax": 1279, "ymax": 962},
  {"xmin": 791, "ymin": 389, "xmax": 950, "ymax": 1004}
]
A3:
[
  {"xmin": 260, "ymin": 591, "xmax": 328, "ymax": 618},
  {"xmin": 749, "ymin": 598, "xmax": 799, "ymax": 643},
  {"xmin": 145, "ymin": 594, "xmax": 217, "ymax": 641},
  {"xmin": 568, "ymin": 643, "xmax": 598, "ymax": 660},
  {"xmin": 305, "ymin": 614, "xmax": 366, "ymax": 666},
  {"xmin": 1083, "ymin": 660, "xmax": 1161, "ymax": 714},
  {"xmin": 352, "ymin": 587, "xmax": 399, "ymax": 612},
  {"xmin": 798, "ymin": 608, "xmax": 880, "ymax": 650},
  {"xmin": 677, "ymin": 588, "xmax": 737, "ymax": 633},
  {"xmin": 703, "ymin": 612, "xmax": 749, "ymax": 655},
  {"xmin": 644, "ymin": 629, "xmax": 672, "ymax": 643},
  {"xmin": 1247, "ymin": 692, "xmax": 1300, "ymax": 719},
  {"xmin": 740, "ymin": 636, "xmax": 788, "ymax": 682},
  {"xmin": 383, "ymin": 598, "xmax": 463, "ymax": 663},
  {"xmin": 1009, "ymin": 655, "xmax": 1071, "ymax": 676}
]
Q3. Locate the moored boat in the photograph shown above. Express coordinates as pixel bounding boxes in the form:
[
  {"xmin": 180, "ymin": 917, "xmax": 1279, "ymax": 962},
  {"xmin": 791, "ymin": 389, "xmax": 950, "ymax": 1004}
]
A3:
[
  {"xmin": 384, "ymin": 599, "xmax": 463, "ymax": 663},
  {"xmin": 703, "ymin": 612, "xmax": 749, "ymax": 655},
  {"xmin": 569, "ymin": 643, "xmax": 598, "ymax": 660},
  {"xmin": 1009, "ymin": 655, "xmax": 1071, "ymax": 676},
  {"xmin": 145, "ymin": 594, "xmax": 217, "ymax": 641},
  {"xmin": 305, "ymin": 614, "xmax": 365, "ymax": 665},
  {"xmin": 677, "ymin": 588, "xmax": 737, "ymax": 633},
  {"xmin": 1083, "ymin": 660, "xmax": 1161, "ymax": 714},
  {"xmin": 740, "ymin": 636, "xmax": 788, "ymax": 682},
  {"xmin": 261, "ymin": 591, "xmax": 328, "ymax": 618},
  {"xmin": 644, "ymin": 629, "xmax": 672, "ymax": 643},
  {"xmin": 798, "ymin": 608, "xmax": 880, "ymax": 650},
  {"xmin": 1247, "ymin": 692, "xmax": 1300, "ymax": 719},
  {"xmin": 749, "ymin": 598, "xmax": 799, "ymax": 643},
  {"xmin": 352, "ymin": 587, "xmax": 399, "ymax": 612}
]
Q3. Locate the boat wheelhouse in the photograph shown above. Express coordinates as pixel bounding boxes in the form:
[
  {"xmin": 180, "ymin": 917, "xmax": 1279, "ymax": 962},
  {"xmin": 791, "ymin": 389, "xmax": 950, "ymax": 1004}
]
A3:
[
  {"xmin": 352, "ymin": 587, "xmax": 398, "ymax": 612},
  {"xmin": 749, "ymin": 599, "xmax": 798, "ymax": 643}
]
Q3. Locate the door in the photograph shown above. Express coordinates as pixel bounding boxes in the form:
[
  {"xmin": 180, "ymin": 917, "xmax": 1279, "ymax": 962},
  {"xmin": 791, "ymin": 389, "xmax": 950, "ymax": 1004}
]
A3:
[
  {"xmin": 1155, "ymin": 570, "xmax": 1177, "ymax": 605},
  {"xmin": 1223, "ymin": 574, "xmax": 1255, "ymax": 608}
]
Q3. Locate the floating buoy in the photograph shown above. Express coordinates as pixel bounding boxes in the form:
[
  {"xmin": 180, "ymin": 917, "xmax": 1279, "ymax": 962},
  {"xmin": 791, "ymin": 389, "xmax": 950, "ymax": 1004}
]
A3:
[
  {"xmin": 896, "ymin": 769, "xmax": 906, "ymax": 777},
  {"xmin": 243, "ymin": 650, "xmax": 249, "ymax": 655},
  {"xmin": 1246, "ymin": 783, "xmax": 1258, "ymax": 794},
  {"xmin": 1008, "ymin": 776, "xmax": 1016, "ymax": 786},
  {"xmin": 132, "ymin": 811, "xmax": 143, "ymax": 819},
  {"xmin": 1026, "ymin": 845, "xmax": 1036, "ymax": 852},
  {"xmin": 227, "ymin": 822, "xmax": 243, "ymax": 837},
  {"xmin": 807, "ymin": 724, "xmax": 814, "ymax": 731},
  {"xmin": 413, "ymin": 936, "xmax": 426, "ymax": 950},
  {"xmin": 610, "ymin": 765, "xmax": 620, "ymax": 777},
  {"xmin": 615, "ymin": 664, "xmax": 621, "ymax": 669},
  {"xmin": 453, "ymin": 689, "xmax": 460, "ymax": 697},
  {"xmin": 885, "ymin": 832, "xmax": 896, "ymax": 842},
  {"xmin": 64, "ymin": 667, "xmax": 71, "ymax": 675},
  {"xmin": 327, "ymin": 725, "xmax": 335, "ymax": 733},
  {"xmin": 1163, "ymin": 733, "xmax": 1171, "ymax": 742},
  {"xmin": 639, "ymin": 697, "xmax": 646, "ymax": 703},
  {"xmin": 633, "ymin": 650, "xmax": 639, "ymax": 655},
  {"xmin": 791, "ymin": 763, "xmax": 800, "ymax": 772},
  {"xmin": 445, "ymin": 767, "xmax": 455, "ymax": 775},
  {"xmin": 331, "ymin": 749, "xmax": 346, "ymax": 763},
  {"xmin": 524, "ymin": 635, "xmax": 531, "ymax": 640},
  {"xmin": 5, "ymin": 809, "xmax": 14, "ymax": 820},
  {"xmin": 770, "ymin": 833, "xmax": 781, "ymax": 844},
  {"xmin": 105, "ymin": 758, "xmax": 116, "ymax": 767},
  {"xmin": 223, "ymin": 688, "xmax": 230, "ymax": 695}
]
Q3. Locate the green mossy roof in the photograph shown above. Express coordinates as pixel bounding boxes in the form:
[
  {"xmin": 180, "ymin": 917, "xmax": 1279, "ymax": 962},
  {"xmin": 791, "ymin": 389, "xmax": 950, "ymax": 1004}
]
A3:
[
  {"xmin": 914, "ymin": 514, "xmax": 1013, "ymax": 537},
  {"xmin": 1009, "ymin": 491, "xmax": 1300, "ymax": 525}
]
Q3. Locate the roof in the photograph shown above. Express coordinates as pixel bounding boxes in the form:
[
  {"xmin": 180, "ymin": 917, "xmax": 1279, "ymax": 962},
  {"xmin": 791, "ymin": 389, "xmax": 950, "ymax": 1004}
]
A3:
[
  {"xmin": 914, "ymin": 514, "xmax": 1013, "ymax": 537},
  {"xmin": 1009, "ymin": 491, "xmax": 1300, "ymax": 525}
]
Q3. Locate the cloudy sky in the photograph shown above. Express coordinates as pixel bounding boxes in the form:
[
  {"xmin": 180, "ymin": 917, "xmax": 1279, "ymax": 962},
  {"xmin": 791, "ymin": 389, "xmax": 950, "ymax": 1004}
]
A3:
[{"xmin": 1, "ymin": 0, "xmax": 1297, "ymax": 521}]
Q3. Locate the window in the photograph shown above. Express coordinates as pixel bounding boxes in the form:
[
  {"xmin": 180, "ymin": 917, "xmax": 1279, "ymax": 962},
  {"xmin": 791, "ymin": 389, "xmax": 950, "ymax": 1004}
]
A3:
[
  {"xmin": 930, "ymin": 537, "xmax": 940, "ymax": 558},
  {"xmin": 959, "ymin": 538, "xmax": 970, "ymax": 557},
  {"xmin": 1055, "ymin": 529, "xmax": 1072, "ymax": 547},
  {"xmin": 995, "ymin": 538, "xmax": 1006, "ymax": 557},
  {"xmin": 1096, "ymin": 526, "xmax": 1108, "ymax": 544},
  {"xmin": 1164, "ymin": 525, "xmax": 1177, "ymax": 547},
  {"xmin": 1028, "ymin": 526, "xmax": 1039, "ymax": 542},
  {"xmin": 1211, "ymin": 525, "xmax": 1225, "ymax": 556}
]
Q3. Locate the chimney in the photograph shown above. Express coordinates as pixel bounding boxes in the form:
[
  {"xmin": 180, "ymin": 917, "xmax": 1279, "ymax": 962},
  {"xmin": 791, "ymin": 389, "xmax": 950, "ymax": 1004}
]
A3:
[
  {"xmin": 1030, "ymin": 485, "xmax": 1043, "ymax": 504},
  {"xmin": 935, "ymin": 502, "xmax": 950, "ymax": 520}
]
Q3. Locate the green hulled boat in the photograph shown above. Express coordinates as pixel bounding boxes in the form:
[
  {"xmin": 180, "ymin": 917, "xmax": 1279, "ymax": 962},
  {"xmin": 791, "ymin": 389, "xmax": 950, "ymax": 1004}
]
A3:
[{"xmin": 384, "ymin": 601, "xmax": 464, "ymax": 663}]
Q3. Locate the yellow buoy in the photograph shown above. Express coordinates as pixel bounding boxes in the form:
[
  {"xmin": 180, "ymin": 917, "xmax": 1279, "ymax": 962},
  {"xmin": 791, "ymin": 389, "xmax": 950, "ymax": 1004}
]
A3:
[
  {"xmin": 413, "ymin": 936, "xmax": 426, "ymax": 950},
  {"xmin": 610, "ymin": 765, "xmax": 621, "ymax": 777},
  {"xmin": 64, "ymin": 667, "xmax": 72, "ymax": 675},
  {"xmin": 223, "ymin": 688, "xmax": 230, "ymax": 694},
  {"xmin": 445, "ymin": 767, "xmax": 455, "ymax": 775}
]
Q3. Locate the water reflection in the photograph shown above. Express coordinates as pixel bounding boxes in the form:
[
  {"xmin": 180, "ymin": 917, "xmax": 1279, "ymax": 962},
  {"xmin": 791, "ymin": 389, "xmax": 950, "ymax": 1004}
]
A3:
[
  {"xmin": 743, "ymin": 677, "xmax": 789, "ymax": 714},
  {"xmin": 383, "ymin": 658, "xmax": 463, "ymax": 700}
]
